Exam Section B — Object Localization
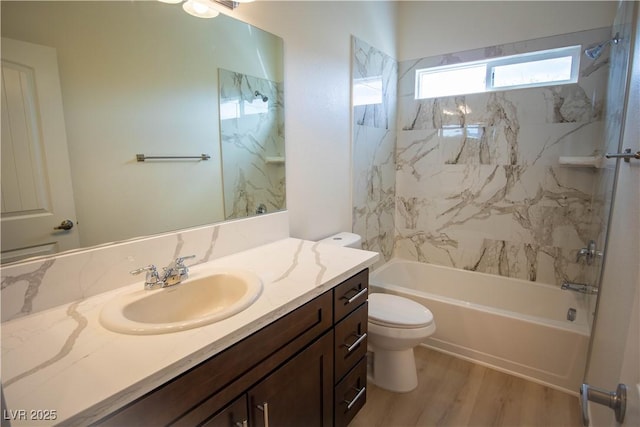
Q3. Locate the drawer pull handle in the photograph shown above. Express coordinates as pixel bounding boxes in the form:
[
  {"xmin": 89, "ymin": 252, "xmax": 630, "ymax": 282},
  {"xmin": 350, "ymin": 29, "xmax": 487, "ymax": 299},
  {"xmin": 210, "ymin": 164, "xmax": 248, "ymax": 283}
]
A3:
[
  {"xmin": 343, "ymin": 333, "xmax": 367, "ymax": 353},
  {"xmin": 344, "ymin": 386, "xmax": 366, "ymax": 410},
  {"xmin": 341, "ymin": 287, "xmax": 367, "ymax": 304},
  {"xmin": 234, "ymin": 421, "xmax": 248, "ymax": 427},
  {"xmin": 257, "ymin": 402, "xmax": 269, "ymax": 427}
]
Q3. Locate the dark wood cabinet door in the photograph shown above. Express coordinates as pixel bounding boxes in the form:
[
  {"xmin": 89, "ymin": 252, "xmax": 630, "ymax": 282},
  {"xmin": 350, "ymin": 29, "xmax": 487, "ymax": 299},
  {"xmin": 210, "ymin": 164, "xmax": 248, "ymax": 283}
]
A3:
[
  {"xmin": 248, "ymin": 332, "xmax": 334, "ymax": 427},
  {"xmin": 202, "ymin": 395, "xmax": 248, "ymax": 427}
]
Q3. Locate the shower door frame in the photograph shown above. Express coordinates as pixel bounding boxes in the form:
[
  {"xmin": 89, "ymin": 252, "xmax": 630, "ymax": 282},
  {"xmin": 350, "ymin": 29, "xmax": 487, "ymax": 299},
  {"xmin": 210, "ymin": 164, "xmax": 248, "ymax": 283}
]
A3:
[{"xmin": 583, "ymin": 0, "xmax": 639, "ymax": 424}]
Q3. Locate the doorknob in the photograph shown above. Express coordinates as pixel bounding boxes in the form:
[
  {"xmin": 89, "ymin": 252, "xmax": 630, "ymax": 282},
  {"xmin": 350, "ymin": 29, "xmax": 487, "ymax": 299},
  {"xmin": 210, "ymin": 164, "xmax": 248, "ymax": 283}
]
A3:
[
  {"xmin": 53, "ymin": 219, "xmax": 74, "ymax": 231},
  {"xmin": 580, "ymin": 383, "xmax": 627, "ymax": 426}
]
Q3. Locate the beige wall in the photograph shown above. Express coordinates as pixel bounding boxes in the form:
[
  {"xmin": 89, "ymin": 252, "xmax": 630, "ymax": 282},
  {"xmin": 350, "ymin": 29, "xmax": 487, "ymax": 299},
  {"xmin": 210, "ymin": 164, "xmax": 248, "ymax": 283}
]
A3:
[{"xmin": 397, "ymin": 1, "xmax": 618, "ymax": 60}]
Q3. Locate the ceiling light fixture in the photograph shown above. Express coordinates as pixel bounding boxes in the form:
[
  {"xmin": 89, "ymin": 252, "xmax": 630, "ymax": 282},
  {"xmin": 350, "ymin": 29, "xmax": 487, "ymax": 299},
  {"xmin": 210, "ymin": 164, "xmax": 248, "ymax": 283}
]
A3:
[
  {"xmin": 158, "ymin": 0, "xmax": 246, "ymax": 19},
  {"xmin": 183, "ymin": 0, "xmax": 220, "ymax": 18}
]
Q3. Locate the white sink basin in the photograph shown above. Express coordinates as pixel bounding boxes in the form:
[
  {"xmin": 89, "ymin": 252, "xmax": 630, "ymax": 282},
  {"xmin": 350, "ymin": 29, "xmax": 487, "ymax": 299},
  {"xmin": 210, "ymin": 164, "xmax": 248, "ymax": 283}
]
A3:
[{"xmin": 100, "ymin": 268, "xmax": 263, "ymax": 335}]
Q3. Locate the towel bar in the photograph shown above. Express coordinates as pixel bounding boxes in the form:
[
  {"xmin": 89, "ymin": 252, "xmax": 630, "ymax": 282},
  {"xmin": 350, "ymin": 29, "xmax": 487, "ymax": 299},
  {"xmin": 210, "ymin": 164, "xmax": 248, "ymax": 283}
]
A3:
[{"xmin": 136, "ymin": 154, "xmax": 211, "ymax": 162}]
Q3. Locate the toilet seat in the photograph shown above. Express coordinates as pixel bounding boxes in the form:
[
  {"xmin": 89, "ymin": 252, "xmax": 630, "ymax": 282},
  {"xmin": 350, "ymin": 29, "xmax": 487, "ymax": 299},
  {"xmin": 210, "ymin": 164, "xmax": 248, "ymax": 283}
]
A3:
[{"xmin": 368, "ymin": 293, "xmax": 434, "ymax": 329}]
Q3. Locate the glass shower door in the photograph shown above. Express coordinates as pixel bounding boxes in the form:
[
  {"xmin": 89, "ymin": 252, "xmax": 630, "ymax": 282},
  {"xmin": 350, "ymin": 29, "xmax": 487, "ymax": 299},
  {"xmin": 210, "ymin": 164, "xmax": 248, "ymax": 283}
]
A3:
[
  {"xmin": 582, "ymin": 0, "xmax": 636, "ymax": 329},
  {"xmin": 582, "ymin": 1, "xmax": 638, "ymax": 425}
]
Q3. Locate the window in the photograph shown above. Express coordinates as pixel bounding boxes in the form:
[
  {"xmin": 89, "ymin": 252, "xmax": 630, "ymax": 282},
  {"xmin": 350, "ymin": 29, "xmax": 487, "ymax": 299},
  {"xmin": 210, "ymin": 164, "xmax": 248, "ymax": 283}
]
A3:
[
  {"xmin": 220, "ymin": 98, "xmax": 269, "ymax": 120},
  {"xmin": 353, "ymin": 76, "xmax": 383, "ymax": 106},
  {"xmin": 415, "ymin": 45, "xmax": 581, "ymax": 99}
]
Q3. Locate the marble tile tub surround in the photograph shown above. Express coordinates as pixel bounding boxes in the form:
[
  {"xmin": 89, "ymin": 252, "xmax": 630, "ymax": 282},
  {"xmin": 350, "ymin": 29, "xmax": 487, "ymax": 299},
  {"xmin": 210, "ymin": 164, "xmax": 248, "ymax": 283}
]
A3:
[
  {"xmin": 352, "ymin": 36, "xmax": 398, "ymax": 265},
  {"xmin": 1, "ymin": 211, "xmax": 289, "ymax": 322},
  {"xmin": 219, "ymin": 69, "xmax": 285, "ymax": 220},
  {"xmin": 1, "ymin": 237, "xmax": 378, "ymax": 426},
  {"xmin": 394, "ymin": 27, "xmax": 613, "ymax": 287}
]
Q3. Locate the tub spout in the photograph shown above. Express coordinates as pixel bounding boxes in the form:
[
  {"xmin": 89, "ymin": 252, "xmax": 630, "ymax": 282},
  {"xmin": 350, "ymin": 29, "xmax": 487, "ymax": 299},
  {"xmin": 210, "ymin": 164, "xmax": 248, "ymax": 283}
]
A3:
[{"xmin": 561, "ymin": 281, "xmax": 598, "ymax": 295}]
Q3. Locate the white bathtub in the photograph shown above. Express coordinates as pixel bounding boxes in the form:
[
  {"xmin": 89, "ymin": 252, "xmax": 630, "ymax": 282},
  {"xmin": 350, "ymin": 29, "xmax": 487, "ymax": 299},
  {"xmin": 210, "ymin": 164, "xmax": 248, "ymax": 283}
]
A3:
[{"xmin": 370, "ymin": 259, "xmax": 590, "ymax": 394}]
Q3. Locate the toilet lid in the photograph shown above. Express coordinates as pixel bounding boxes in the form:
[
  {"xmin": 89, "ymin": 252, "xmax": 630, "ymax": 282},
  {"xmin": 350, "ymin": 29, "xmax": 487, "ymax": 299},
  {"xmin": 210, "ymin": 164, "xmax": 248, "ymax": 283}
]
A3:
[{"xmin": 368, "ymin": 293, "xmax": 433, "ymax": 328}]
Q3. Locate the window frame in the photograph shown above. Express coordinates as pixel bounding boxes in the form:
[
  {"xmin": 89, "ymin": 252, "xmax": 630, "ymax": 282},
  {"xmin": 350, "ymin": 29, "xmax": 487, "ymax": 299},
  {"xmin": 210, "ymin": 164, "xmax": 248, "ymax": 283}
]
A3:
[{"xmin": 415, "ymin": 45, "xmax": 582, "ymax": 100}]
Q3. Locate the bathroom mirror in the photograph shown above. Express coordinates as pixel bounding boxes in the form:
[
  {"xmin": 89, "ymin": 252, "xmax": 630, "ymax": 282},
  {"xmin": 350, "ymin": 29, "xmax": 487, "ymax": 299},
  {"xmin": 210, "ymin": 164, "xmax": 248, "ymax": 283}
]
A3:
[{"xmin": 1, "ymin": 1, "xmax": 284, "ymax": 263}]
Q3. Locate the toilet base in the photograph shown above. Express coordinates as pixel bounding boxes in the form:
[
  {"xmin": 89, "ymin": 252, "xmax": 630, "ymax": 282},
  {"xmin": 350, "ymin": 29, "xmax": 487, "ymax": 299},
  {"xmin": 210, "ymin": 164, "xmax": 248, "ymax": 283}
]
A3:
[{"xmin": 368, "ymin": 347, "xmax": 418, "ymax": 393}]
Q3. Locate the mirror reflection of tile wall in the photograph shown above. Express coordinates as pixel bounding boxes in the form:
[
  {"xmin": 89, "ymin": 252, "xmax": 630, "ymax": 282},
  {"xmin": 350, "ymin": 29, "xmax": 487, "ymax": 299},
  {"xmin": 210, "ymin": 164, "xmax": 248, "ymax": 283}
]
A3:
[{"xmin": 219, "ymin": 69, "xmax": 285, "ymax": 220}]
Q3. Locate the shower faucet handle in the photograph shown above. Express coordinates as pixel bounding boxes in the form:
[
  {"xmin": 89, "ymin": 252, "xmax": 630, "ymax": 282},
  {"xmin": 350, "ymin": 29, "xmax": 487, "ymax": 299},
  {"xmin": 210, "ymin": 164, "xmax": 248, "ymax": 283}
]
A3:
[{"xmin": 576, "ymin": 240, "xmax": 602, "ymax": 265}]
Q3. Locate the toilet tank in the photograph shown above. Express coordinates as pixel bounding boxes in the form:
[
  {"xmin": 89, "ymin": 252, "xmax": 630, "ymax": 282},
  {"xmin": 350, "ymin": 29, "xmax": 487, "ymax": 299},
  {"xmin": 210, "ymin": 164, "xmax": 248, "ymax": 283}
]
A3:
[{"xmin": 318, "ymin": 232, "xmax": 362, "ymax": 249}]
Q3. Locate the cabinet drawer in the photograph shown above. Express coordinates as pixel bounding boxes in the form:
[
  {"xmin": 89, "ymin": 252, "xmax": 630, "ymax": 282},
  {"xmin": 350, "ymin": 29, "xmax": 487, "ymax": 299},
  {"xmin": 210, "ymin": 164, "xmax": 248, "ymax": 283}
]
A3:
[
  {"xmin": 333, "ymin": 269, "xmax": 368, "ymax": 323},
  {"xmin": 334, "ymin": 357, "xmax": 367, "ymax": 427},
  {"xmin": 334, "ymin": 302, "xmax": 368, "ymax": 383}
]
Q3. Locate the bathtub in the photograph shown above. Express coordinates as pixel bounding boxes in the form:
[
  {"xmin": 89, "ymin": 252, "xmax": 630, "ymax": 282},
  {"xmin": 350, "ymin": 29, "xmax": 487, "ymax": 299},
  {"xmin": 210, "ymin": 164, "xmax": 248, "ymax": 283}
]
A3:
[{"xmin": 369, "ymin": 259, "xmax": 590, "ymax": 394}]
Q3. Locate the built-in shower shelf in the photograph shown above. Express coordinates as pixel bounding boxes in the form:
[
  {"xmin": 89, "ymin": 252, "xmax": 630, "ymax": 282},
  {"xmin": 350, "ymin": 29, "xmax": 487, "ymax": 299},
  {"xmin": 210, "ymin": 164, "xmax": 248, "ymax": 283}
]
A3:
[
  {"xmin": 266, "ymin": 156, "xmax": 285, "ymax": 165},
  {"xmin": 558, "ymin": 156, "xmax": 603, "ymax": 168}
]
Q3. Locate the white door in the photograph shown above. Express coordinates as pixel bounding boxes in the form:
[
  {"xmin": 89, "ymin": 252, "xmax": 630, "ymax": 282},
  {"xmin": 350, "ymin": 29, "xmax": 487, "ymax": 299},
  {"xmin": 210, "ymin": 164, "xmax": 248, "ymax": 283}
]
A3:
[
  {"xmin": 1, "ymin": 38, "xmax": 80, "ymax": 263},
  {"xmin": 582, "ymin": 5, "xmax": 639, "ymax": 424}
]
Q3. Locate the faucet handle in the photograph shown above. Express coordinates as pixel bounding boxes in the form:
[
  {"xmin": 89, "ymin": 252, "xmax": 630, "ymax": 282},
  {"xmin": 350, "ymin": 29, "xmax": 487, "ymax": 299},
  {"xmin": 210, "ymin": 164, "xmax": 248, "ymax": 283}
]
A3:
[
  {"xmin": 170, "ymin": 255, "xmax": 196, "ymax": 275},
  {"xmin": 576, "ymin": 240, "xmax": 603, "ymax": 265},
  {"xmin": 130, "ymin": 264, "xmax": 157, "ymax": 276},
  {"xmin": 130, "ymin": 265, "xmax": 162, "ymax": 289},
  {"xmin": 174, "ymin": 255, "xmax": 196, "ymax": 268},
  {"xmin": 162, "ymin": 255, "xmax": 196, "ymax": 286}
]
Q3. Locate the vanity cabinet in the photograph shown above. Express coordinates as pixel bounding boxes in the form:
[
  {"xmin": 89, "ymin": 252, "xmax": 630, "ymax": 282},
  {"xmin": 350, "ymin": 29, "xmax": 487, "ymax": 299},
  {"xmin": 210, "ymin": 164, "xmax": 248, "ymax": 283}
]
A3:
[
  {"xmin": 204, "ymin": 333, "xmax": 333, "ymax": 427},
  {"xmin": 95, "ymin": 269, "xmax": 369, "ymax": 427},
  {"xmin": 201, "ymin": 396, "xmax": 247, "ymax": 427},
  {"xmin": 332, "ymin": 269, "xmax": 369, "ymax": 427},
  {"xmin": 247, "ymin": 332, "xmax": 333, "ymax": 427}
]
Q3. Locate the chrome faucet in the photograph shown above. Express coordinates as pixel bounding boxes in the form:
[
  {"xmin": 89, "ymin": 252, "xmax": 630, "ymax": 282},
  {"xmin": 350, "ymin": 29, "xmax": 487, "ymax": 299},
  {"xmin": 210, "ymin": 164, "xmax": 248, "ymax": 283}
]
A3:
[
  {"xmin": 161, "ymin": 255, "xmax": 196, "ymax": 286},
  {"xmin": 576, "ymin": 240, "xmax": 603, "ymax": 265},
  {"xmin": 561, "ymin": 281, "xmax": 599, "ymax": 295},
  {"xmin": 130, "ymin": 265, "xmax": 163, "ymax": 290},
  {"xmin": 130, "ymin": 255, "xmax": 196, "ymax": 290}
]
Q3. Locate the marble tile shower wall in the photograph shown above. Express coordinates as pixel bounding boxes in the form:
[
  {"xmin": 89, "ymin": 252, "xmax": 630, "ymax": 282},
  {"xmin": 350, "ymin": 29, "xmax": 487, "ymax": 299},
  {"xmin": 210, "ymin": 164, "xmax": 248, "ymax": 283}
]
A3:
[
  {"xmin": 352, "ymin": 37, "xmax": 398, "ymax": 265},
  {"xmin": 395, "ymin": 28, "xmax": 612, "ymax": 287},
  {"xmin": 219, "ymin": 69, "xmax": 285, "ymax": 220}
]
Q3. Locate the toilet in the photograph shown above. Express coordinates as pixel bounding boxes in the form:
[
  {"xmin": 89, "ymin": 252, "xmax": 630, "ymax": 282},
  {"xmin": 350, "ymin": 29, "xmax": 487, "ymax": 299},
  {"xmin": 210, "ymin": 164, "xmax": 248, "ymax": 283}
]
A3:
[
  {"xmin": 319, "ymin": 232, "xmax": 436, "ymax": 393},
  {"xmin": 318, "ymin": 231, "xmax": 363, "ymax": 248},
  {"xmin": 367, "ymin": 293, "xmax": 435, "ymax": 392}
]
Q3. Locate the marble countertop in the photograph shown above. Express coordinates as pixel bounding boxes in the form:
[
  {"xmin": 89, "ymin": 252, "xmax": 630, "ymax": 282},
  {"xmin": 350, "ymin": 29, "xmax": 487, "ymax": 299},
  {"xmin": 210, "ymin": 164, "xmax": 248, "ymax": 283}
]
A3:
[{"xmin": 1, "ymin": 238, "xmax": 378, "ymax": 426}]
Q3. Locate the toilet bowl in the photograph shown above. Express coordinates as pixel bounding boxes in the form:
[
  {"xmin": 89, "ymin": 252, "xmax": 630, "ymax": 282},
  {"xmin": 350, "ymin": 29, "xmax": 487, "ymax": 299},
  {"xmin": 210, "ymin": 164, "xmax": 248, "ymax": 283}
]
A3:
[
  {"xmin": 367, "ymin": 293, "xmax": 435, "ymax": 392},
  {"xmin": 318, "ymin": 232, "xmax": 436, "ymax": 392}
]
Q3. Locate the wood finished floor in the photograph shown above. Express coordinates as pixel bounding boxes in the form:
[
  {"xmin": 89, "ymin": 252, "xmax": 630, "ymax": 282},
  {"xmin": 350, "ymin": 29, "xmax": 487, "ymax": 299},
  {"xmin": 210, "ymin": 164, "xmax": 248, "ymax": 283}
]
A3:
[{"xmin": 349, "ymin": 347, "xmax": 582, "ymax": 427}]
